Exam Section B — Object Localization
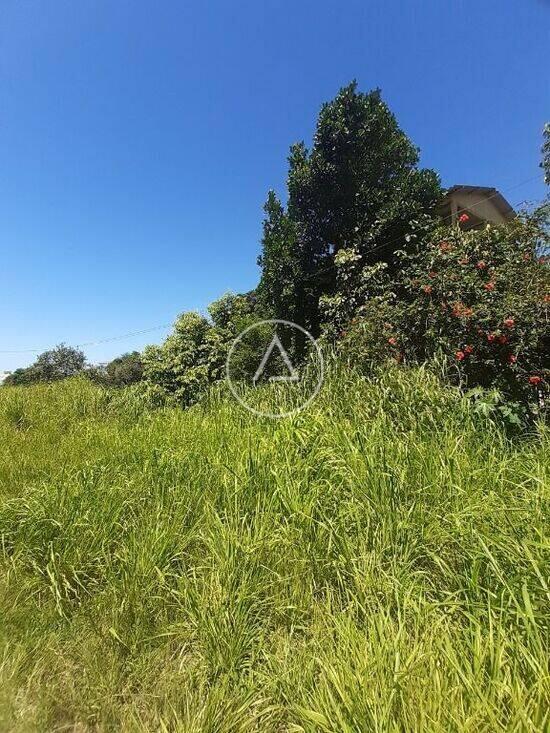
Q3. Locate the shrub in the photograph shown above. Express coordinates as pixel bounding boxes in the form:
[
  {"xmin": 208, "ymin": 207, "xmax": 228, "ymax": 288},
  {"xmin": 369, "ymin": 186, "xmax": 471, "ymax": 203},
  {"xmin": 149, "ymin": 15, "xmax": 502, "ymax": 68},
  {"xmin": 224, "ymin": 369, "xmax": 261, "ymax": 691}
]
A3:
[
  {"xmin": 333, "ymin": 207, "xmax": 550, "ymax": 420},
  {"xmin": 87, "ymin": 351, "xmax": 144, "ymax": 387},
  {"xmin": 142, "ymin": 312, "xmax": 218, "ymax": 406},
  {"xmin": 141, "ymin": 292, "xmax": 265, "ymax": 406},
  {"xmin": 3, "ymin": 367, "xmax": 37, "ymax": 387}
]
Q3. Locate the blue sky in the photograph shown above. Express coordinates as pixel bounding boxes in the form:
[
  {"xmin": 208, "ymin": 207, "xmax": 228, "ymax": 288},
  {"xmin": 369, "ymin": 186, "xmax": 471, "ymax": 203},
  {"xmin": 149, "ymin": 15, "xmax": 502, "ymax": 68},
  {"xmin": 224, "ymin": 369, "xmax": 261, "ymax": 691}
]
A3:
[{"xmin": 1, "ymin": 0, "xmax": 548, "ymax": 371}]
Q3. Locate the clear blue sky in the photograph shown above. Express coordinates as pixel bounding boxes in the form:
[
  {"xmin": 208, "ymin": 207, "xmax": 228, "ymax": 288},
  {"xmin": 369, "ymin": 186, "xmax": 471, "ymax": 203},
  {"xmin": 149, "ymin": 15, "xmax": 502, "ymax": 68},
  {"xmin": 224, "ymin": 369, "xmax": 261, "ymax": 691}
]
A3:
[{"xmin": 1, "ymin": 0, "xmax": 548, "ymax": 370}]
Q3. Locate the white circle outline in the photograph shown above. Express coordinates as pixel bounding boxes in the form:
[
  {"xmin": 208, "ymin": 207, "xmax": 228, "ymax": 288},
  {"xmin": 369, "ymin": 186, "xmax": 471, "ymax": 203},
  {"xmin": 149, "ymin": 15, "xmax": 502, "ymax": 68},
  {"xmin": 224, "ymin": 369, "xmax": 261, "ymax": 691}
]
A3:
[{"xmin": 225, "ymin": 319, "xmax": 324, "ymax": 419}]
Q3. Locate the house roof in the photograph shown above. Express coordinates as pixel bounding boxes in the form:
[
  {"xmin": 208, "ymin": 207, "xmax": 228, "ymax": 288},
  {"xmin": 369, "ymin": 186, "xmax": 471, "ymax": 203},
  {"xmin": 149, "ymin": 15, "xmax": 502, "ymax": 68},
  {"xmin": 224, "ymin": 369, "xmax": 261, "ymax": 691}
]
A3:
[{"xmin": 444, "ymin": 185, "xmax": 515, "ymax": 220}]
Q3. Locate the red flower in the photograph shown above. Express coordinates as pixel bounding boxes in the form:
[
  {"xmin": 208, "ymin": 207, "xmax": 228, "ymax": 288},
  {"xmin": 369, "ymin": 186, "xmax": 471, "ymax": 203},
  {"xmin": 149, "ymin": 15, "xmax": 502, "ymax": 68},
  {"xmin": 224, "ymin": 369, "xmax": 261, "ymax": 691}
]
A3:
[
  {"xmin": 499, "ymin": 335, "xmax": 508, "ymax": 345},
  {"xmin": 543, "ymin": 294, "xmax": 550, "ymax": 304},
  {"xmin": 484, "ymin": 282, "xmax": 496, "ymax": 291},
  {"xmin": 455, "ymin": 350, "xmax": 466, "ymax": 361},
  {"xmin": 487, "ymin": 333, "xmax": 497, "ymax": 343},
  {"xmin": 464, "ymin": 345, "xmax": 474, "ymax": 355},
  {"xmin": 439, "ymin": 241, "xmax": 452, "ymax": 253},
  {"xmin": 451, "ymin": 302, "xmax": 474, "ymax": 318},
  {"xmin": 453, "ymin": 302, "xmax": 474, "ymax": 318},
  {"xmin": 507, "ymin": 354, "xmax": 517, "ymax": 364},
  {"xmin": 422, "ymin": 285, "xmax": 433, "ymax": 294},
  {"xmin": 476, "ymin": 260, "xmax": 487, "ymax": 270},
  {"xmin": 528, "ymin": 375, "xmax": 542, "ymax": 386},
  {"xmin": 459, "ymin": 213, "xmax": 470, "ymax": 223},
  {"xmin": 388, "ymin": 337, "xmax": 397, "ymax": 346},
  {"xmin": 503, "ymin": 318, "xmax": 515, "ymax": 329}
]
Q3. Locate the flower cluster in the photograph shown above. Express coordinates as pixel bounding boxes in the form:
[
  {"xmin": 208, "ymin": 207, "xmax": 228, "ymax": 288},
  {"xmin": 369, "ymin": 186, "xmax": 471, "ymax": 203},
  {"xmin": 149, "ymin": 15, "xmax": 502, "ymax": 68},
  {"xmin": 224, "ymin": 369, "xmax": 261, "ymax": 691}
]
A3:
[
  {"xmin": 389, "ymin": 215, "xmax": 548, "ymax": 407},
  {"xmin": 337, "ymin": 209, "xmax": 549, "ymax": 418}
]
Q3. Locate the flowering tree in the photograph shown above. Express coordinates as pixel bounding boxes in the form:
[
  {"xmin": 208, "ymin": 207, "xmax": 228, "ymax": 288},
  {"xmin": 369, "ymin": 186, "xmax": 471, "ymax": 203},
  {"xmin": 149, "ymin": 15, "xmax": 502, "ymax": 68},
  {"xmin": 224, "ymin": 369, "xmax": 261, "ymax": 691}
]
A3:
[{"xmin": 336, "ymin": 207, "xmax": 549, "ymax": 419}]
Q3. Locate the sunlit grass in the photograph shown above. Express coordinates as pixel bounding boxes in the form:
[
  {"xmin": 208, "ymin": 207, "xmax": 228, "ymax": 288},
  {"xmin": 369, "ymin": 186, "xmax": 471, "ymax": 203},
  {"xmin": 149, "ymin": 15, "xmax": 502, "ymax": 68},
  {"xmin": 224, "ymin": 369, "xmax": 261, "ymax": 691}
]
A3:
[{"xmin": 0, "ymin": 365, "xmax": 548, "ymax": 731}]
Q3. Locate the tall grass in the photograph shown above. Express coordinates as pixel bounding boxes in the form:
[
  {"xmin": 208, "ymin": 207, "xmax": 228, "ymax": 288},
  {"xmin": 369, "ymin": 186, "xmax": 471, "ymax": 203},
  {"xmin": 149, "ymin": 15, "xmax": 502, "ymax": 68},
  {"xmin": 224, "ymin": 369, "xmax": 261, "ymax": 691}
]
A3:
[{"xmin": 0, "ymin": 365, "xmax": 548, "ymax": 731}]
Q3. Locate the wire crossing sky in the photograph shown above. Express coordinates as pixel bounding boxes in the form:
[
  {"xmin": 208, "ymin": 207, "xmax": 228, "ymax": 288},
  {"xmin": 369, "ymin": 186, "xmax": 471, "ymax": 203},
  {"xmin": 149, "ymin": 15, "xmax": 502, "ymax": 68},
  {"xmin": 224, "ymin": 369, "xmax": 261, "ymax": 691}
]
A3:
[{"xmin": 0, "ymin": 0, "xmax": 548, "ymax": 370}]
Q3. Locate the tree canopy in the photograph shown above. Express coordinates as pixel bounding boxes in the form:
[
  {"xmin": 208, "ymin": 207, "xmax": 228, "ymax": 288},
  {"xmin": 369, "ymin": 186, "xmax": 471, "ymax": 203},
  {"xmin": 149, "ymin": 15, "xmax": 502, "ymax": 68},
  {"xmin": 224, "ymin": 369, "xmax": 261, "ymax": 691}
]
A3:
[
  {"xmin": 4, "ymin": 344, "xmax": 86, "ymax": 386},
  {"xmin": 258, "ymin": 82, "xmax": 441, "ymax": 338}
]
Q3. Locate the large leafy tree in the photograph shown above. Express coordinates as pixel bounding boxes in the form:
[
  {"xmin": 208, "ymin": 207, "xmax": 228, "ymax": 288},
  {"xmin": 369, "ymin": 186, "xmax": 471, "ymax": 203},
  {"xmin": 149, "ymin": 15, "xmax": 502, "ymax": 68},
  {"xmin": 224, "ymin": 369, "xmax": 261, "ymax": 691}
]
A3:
[
  {"xmin": 4, "ymin": 344, "xmax": 86, "ymax": 386},
  {"xmin": 34, "ymin": 344, "xmax": 86, "ymax": 381},
  {"xmin": 258, "ymin": 81, "xmax": 441, "ymax": 338}
]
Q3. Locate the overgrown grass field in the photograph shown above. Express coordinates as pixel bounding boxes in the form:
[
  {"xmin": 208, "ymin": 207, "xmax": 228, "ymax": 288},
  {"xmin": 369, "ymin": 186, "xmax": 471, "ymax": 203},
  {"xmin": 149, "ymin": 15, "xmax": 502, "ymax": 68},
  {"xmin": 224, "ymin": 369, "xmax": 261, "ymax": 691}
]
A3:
[{"xmin": 0, "ymin": 365, "xmax": 548, "ymax": 731}]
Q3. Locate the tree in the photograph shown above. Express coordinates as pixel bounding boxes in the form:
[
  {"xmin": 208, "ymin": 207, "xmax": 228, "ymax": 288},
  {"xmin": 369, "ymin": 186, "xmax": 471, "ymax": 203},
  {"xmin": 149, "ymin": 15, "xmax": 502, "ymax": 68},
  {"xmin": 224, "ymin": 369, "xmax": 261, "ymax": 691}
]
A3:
[
  {"xmin": 3, "ymin": 368, "xmax": 37, "ymax": 387},
  {"xmin": 3, "ymin": 344, "xmax": 86, "ymax": 386},
  {"xmin": 107, "ymin": 351, "xmax": 144, "ymax": 386},
  {"xmin": 32, "ymin": 344, "xmax": 86, "ymax": 381},
  {"xmin": 258, "ymin": 81, "xmax": 441, "ymax": 338},
  {"xmin": 207, "ymin": 291, "xmax": 260, "ymax": 333},
  {"xmin": 256, "ymin": 191, "xmax": 300, "ymax": 324},
  {"xmin": 141, "ymin": 293, "xmax": 273, "ymax": 404},
  {"xmin": 88, "ymin": 351, "xmax": 144, "ymax": 387},
  {"xmin": 542, "ymin": 122, "xmax": 550, "ymax": 186},
  {"xmin": 142, "ymin": 312, "xmax": 214, "ymax": 405}
]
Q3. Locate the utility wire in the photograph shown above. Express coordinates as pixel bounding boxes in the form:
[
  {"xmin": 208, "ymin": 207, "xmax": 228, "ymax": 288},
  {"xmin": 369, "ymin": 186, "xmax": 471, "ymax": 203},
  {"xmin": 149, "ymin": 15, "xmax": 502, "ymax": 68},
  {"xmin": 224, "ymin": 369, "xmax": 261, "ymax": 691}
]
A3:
[
  {"xmin": 0, "ymin": 324, "xmax": 173, "ymax": 355},
  {"xmin": 0, "ymin": 173, "xmax": 544, "ymax": 357}
]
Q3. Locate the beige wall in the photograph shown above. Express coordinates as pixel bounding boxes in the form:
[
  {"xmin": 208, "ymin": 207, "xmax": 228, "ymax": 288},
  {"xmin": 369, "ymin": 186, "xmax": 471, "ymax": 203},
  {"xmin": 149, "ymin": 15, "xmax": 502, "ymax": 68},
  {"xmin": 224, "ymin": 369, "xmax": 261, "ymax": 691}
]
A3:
[{"xmin": 447, "ymin": 190, "xmax": 508, "ymax": 225}]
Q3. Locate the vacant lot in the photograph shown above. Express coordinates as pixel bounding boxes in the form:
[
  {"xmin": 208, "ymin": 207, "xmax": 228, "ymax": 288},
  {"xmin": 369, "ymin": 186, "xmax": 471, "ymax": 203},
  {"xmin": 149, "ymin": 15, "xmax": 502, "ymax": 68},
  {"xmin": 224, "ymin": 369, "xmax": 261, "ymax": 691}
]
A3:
[{"xmin": 0, "ymin": 367, "xmax": 548, "ymax": 731}]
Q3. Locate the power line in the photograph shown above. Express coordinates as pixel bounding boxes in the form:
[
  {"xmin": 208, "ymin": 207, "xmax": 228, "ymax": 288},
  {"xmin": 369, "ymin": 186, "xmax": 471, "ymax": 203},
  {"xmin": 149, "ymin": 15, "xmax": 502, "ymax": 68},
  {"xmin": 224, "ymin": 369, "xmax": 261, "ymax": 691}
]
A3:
[
  {"xmin": 0, "ymin": 324, "xmax": 172, "ymax": 355},
  {"xmin": 0, "ymin": 173, "xmax": 544, "ymax": 357},
  {"xmin": 76, "ymin": 324, "xmax": 173, "ymax": 349}
]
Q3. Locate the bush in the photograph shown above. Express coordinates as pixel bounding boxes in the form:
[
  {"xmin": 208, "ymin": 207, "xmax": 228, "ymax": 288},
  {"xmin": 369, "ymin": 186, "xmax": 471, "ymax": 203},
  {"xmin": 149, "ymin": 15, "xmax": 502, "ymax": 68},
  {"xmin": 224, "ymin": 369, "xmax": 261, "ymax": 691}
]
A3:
[
  {"xmin": 142, "ymin": 312, "xmax": 218, "ymax": 406},
  {"xmin": 87, "ymin": 351, "xmax": 144, "ymax": 388},
  {"xmin": 3, "ymin": 367, "xmax": 37, "ymax": 387},
  {"xmin": 141, "ymin": 292, "xmax": 264, "ymax": 406},
  {"xmin": 333, "ymin": 207, "xmax": 550, "ymax": 421}
]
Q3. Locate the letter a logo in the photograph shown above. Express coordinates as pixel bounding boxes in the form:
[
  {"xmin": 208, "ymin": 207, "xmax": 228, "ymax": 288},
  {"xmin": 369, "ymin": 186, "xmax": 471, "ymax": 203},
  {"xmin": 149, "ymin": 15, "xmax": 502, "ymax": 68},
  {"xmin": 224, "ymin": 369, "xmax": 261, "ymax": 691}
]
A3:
[{"xmin": 253, "ymin": 334, "xmax": 299, "ymax": 384}]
